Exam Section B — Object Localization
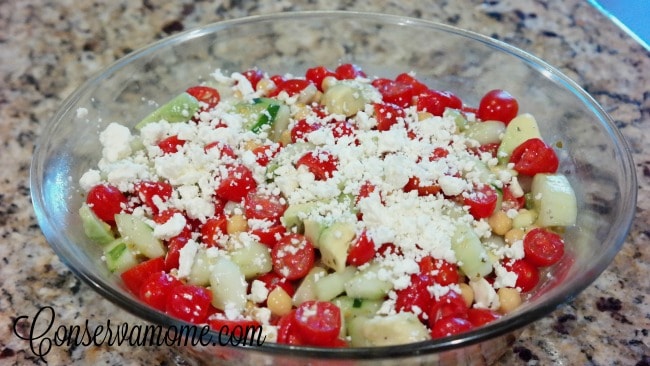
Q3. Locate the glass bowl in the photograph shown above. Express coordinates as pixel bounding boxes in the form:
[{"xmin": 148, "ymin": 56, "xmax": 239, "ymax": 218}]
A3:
[{"xmin": 30, "ymin": 11, "xmax": 636, "ymax": 365}]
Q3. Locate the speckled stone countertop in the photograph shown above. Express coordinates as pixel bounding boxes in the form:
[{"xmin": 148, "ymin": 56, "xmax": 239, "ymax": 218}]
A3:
[{"xmin": 1, "ymin": 0, "xmax": 648, "ymax": 365}]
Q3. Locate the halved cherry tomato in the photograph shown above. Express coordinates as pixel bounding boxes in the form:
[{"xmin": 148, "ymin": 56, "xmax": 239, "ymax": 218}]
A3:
[
  {"xmin": 477, "ymin": 89, "xmax": 518, "ymax": 124},
  {"xmin": 466, "ymin": 308, "xmax": 501, "ymax": 327},
  {"xmin": 138, "ymin": 271, "xmax": 182, "ymax": 311},
  {"xmin": 335, "ymin": 63, "xmax": 366, "ymax": 80},
  {"xmin": 305, "ymin": 66, "xmax": 336, "ymax": 91},
  {"xmin": 244, "ymin": 191, "xmax": 287, "ymax": 223},
  {"xmin": 395, "ymin": 274, "xmax": 433, "ymax": 322},
  {"xmin": 86, "ymin": 184, "xmax": 128, "ymax": 224},
  {"xmin": 509, "ymin": 138, "xmax": 559, "ymax": 176},
  {"xmin": 429, "ymin": 147, "xmax": 449, "ymax": 161},
  {"xmin": 250, "ymin": 225, "xmax": 286, "ymax": 248},
  {"xmin": 504, "ymin": 259, "xmax": 540, "ymax": 292},
  {"xmin": 271, "ymin": 233, "xmax": 315, "ymax": 280},
  {"xmin": 270, "ymin": 79, "xmax": 313, "ymax": 97},
  {"xmin": 416, "ymin": 90, "xmax": 462, "ymax": 116},
  {"xmin": 121, "ymin": 257, "xmax": 166, "ymax": 295},
  {"xmin": 371, "ymin": 78, "xmax": 415, "ymax": 108},
  {"xmin": 154, "ymin": 208, "xmax": 192, "ymax": 240},
  {"xmin": 374, "ymin": 102, "xmax": 405, "ymax": 131},
  {"xmin": 346, "ymin": 231, "xmax": 376, "ymax": 266},
  {"xmin": 427, "ymin": 290, "xmax": 468, "ymax": 327},
  {"xmin": 291, "ymin": 119, "xmax": 321, "ymax": 143},
  {"xmin": 204, "ymin": 141, "xmax": 237, "ymax": 159},
  {"xmin": 403, "ymin": 176, "xmax": 442, "ymax": 196},
  {"xmin": 164, "ymin": 236, "xmax": 188, "ymax": 271},
  {"xmin": 256, "ymin": 272, "xmax": 295, "ymax": 297},
  {"xmin": 430, "ymin": 316, "xmax": 473, "ymax": 338},
  {"xmin": 241, "ymin": 69, "xmax": 265, "ymax": 89},
  {"xmin": 186, "ymin": 86, "xmax": 220, "ymax": 110},
  {"xmin": 419, "ymin": 257, "xmax": 459, "ymax": 286},
  {"xmin": 295, "ymin": 150, "xmax": 338, "ymax": 180},
  {"xmin": 330, "ymin": 121, "xmax": 356, "ymax": 139},
  {"xmin": 463, "ymin": 184, "xmax": 498, "ymax": 219},
  {"xmin": 293, "ymin": 301, "xmax": 342, "ymax": 346},
  {"xmin": 356, "ymin": 181, "xmax": 376, "ymax": 204},
  {"xmin": 158, "ymin": 135, "xmax": 186, "ymax": 154},
  {"xmin": 501, "ymin": 184, "xmax": 525, "ymax": 211},
  {"xmin": 201, "ymin": 216, "xmax": 228, "ymax": 248},
  {"xmin": 166, "ymin": 284, "xmax": 212, "ymax": 324},
  {"xmin": 134, "ymin": 181, "xmax": 172, "ymax": 215},
  {"xmin": 395, "ymin": 73, "xmax": 429, "ymax": 94},
  {"xmin": 276, "ymin": 310, "xmax": 303, "ymax": 345},
  {"xmin": 252, "ymin": 144, "xmax": 280, "ymax": 167},
  {"xmin": 523, "ymin": 228, "xmax": 565, "ymax": 267},
  {"xmin": 215, "ymin": 165, "xmax": 257, "ymax": 202}
]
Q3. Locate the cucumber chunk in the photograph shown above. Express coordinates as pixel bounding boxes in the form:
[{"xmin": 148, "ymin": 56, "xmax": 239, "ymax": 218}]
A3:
[
  {"xmin": 303, "ymin": 219, "xmax": 326, "ymax": 247},
  {"xmin": 318, "ymin": 222, "xmax": 356, "ymax": 272},
  {"xmin": 292, "ymin": 266, "xmax": 328, "ymax": 306},
  {"xmin": 104, "ymin": 238, "xmax": 138, "ymax": 274},
  {"xmin": 209, "ymin": 256, "xmax": 247, "ymax": 313},
  {"xmin": 531, "ymin": 173, "xmax": 577, "ymax": 227},
  {"xmin": 229, "ymin": 241, "xmax": 273, "ymax": 279},
  {"xmin": 235, "ymin": 98, "xmax": 290, "ymax": 141},
  {"xmin": 344, "ymin": 263, "xmax": 393, "ymax": 300},
  {"xmin": 314, "ymin": 266, "xmax": 356, "ymax": 301},
  {"xmin": 79, "ymin": 203, "xmax": 115, "ymax": 245},
  {"xmin": 115, "ymin": 213, "xmax": 166, "ymax": 259},
  {"xmin": 135, "ymin": 92, "xmax": 200, "ymax": 129},
  {"xmin": 463, "ymin": 120, "xmax": 506, "ymax": 145},
  {"xmin": 281, "ymin": 201, "xmax": 318, "ymax": 233},
  {"xmin": 496, "ymin": 113, "xmax": 542, "ymax": 162},
  {"xmin": 451, "ymin": 224, "xmax": 493, "ymax": 279},
  {"xmin": 332, "ymin": 296, "xmax": 382, "ymax": 321},
  {"xmin": 348, "ymin": 313, "xmax": 430, "ymax": 347},
  {"xmin": 321, "ymin": 83, "xmax": 370, "ymax": 117}
]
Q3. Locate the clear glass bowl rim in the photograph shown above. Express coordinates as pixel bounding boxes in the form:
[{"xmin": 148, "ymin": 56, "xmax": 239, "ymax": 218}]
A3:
[{"xmin": 30, "ymin": 10, "xmax": 637, "ymax": 359}]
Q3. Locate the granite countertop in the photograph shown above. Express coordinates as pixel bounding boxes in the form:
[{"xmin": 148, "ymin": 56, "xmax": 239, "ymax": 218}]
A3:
[{"xmin": 1, "ymin": 0, "xmax": 648, "ymax": 365}]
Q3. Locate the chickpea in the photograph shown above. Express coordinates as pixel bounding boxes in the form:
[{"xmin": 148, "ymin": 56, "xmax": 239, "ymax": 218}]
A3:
[
  {"xmin": 458, "ymin": 283, "xmax": 474, "ymax": 308},
  {"xmin": 227, "ymin": 214, "xmax": 248, "ymax": 235},
  {"xmin": 267, "ymin": 287, "xmax": 292, "ymax": 316},
  {"xmin": 488, "ymin": 211, "xmax": 512, "ymax": 236},
  {"xmin": 497, "ymin": 287, "xmax": 522, "ymax": 314},
  {"xmin": 504, "ymin": 228, "xmax": 526, "ymax": 245}
]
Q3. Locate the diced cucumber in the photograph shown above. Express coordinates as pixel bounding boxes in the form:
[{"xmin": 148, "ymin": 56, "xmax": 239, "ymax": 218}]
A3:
[
  {"xmin": 104, "ymin": 238, "xmax": 139, "ymax": 274},
  {"xmin": 451, "ymin": 224, "xmax": 493, "ymax": 279},
  {"xmin": 115, "ymin": 213, "xmax": 166, "ymax": 259},
  {"xmin": 348, "ymin": 313, "xmax": 430, "ymax": 347},
  {"xmin": 463, "ymin": 120, "xmax": 506, "ymax": 145},
  {"xmin": 303, "ymin": 219, "xmax": 326, "ymax": 247},
  {"xmin": 187, "ymin": 248, "xmax": 217, "ymax": 286},
  {"xmin": 461, "ymin": 156, "xmax": 496, "ymax": 185},
  {"xmin": 235, "ymin": 98, "xmax": 290, "ymax": 142},
  {"xmin": 496, "ymin": 113, "xmax": 542, "ymax": 162},
  {"xmin": 281, "ymin": 201, "xmax": 318, "ymax": 233},
  {"xmin": 229, "ymin": 241, "xmax": 272, "ymax": 279},
  {"xmin": 443, "ymin": 108, "xmax": 469, "ymax": 132},
  {"xmin": 209, "ymin": 256, "xmax": 247, "ymax": 313},
  {"xmin": 79, "ymin": 203, "xmax": 115, "ymax": 245},
  {"xmin": 314, "ymin": 266, "xmax": 356, "ymax": 301},
  {"xmin": 135, "ymin": 92, "xmax": 200, "ymax": 129},
  {"xmin": 318, "ymin": 222, "xmax": 356, "ymax": 272},
  {"xmin": 292, "ymin": 266, "xmax": 328, "ymax": 306},
  {"xmin": 322, "ymin": 83, "xmax": 369, "ymax": 117},
  {"xmin": 332, "ymin": 296, "xmax": 382, "ymax": 321},
  {"xmin": 512, "ymin": 209, "xmax": 538, "ymax": 230},
  {"xmin": 344, "ymin": 263, "xmax": 393, "ymax": 300},
  {"xmin": 531, "ymin": 173, "xmax": 577, "ymax": 227}
]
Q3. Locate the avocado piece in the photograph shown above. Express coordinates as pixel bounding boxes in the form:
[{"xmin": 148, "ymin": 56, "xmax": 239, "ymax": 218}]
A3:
[{"xmin": 79, "ymin": 203, "xmax": 115, "ymax": 245}]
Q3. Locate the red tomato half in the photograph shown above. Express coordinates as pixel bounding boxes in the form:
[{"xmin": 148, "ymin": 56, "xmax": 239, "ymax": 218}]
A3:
[
  {"xmin": 244, "ymin": 191, "xmax": 287, "ymax": 223},
  {"xmin": 430, "ymin": 316, "xmax": 473, "ymax": 339},
  {"xmin": 329, "ymin": 121, "xmax": 356, "ymax": 139},
  {"xmin": 504, "ymin": 259, "xmax": 540, "ymax": 292},
  {"xmin": 166, "ymin": 284, "xmax": 212, "ymax": 324},
  {"xmin": 501, "ymin": 184, "xmax": 525, "ymax": 211},
  {"xmin": 139, "ymin": 271, "xmax": 182, "ymax": 311},
  {"xmin": 305, "ymin": 66, "xmax": 336, "ymax": 91},
  {"xmin": 463, "ymin": 184, "xmax": 498, "ymax": 219},
  {"xmin": 86, "ymin": 184, "xmax": 128, "ymax": 224},
  {"xmin": 201, "ymin": 216, "xmax": 228, "ymax": 248},
  {"xmin": 276, "ymin": 310, "xmax": 303, "ymax": 345},
  {"xmin": 252, "ymin": 144, "xmax": 280, "ymax": 167},
  {"xmin": 164, "ymin": 236, "xmax": 188, "ymax": 271},
  {"xmin": 477, "ymin": 89, "xmax": 518, "ymax": 124},
  {"xmin": 158, "ymin": 135, "xmax": 186, "ymax": 154},
  {"xmin": 121, "ymin": 257, "xmax": 166, "ymax": 295},
  {"xmin": 403, "ymin": 176, "xmax": 442, "ymax": 197},
  {"xmin": 416, "ymin": 90, "xmax": 462, "ymax": 116},
  {"xmin": 293, "ymin": 301, "xmax": 342, "ymax": 346},
  {"xmin": 346, "ymin": 231, "xmax": 376, "ymax": 266},
  {"xmin": 428, "ymin": 291, "xmax": 468, "ymax": 327},
  {"xmin": 466, "ymin": 308, "xmax": 501, "ymax": 327},
  {"xmin": 395, "ymin": 274, "xmax": 433, "ymax": 322},
  {"xmin": 186, "ymin": 86, "xmax": 220, "ymax": 110},
  {"xmin": 295, "ymin": 151, "xmax": 338, "ymax": 180},
  {"xmin": 509, "ymin": 138, "xmax": 559, "ymax": 176},
  {"xmin": 371, "ymin": 78, "xmax": 415, "ymax": 108},
  {"xmin": 215, "ymin": 165, "xmax": 257, "ymax": 202},
  {"xmin": 395, "ymin": 73, "xmax": 429, "ymax": 94},
  {"xmin": 204, "ymin": 141, "xmax": 237, "ymax": 159},
  {"xmin": 250, "ymin": 225, "xmax": 286, "ymax": 248},
  {"xmin": 335, "ymin": 63, "xmax": 366, "ymax": 80},
  {"xmin": 374, "ymin": 102, "xmax": 405, "ymax": 131},
  {"xmin": 271, "ymin": 234, "xmax": 315, "ymax": 280},
  {"xmin": 418, "ymin": 257, "xmax": 459, "ymax": 286},
  {"xmin": 291, "ymin": 119, "xmax": 321, "ymax": 143},
  {"xmin": 134, "ymin": 181, "xmax": 172, "ymax": 215},
  {"xmin": 271, "ymin": 79, "xmax": 313, "ymax": 97},
  {"xmin": 256, "ymin": 272, "xmax": 296, "ymax": 297},
  {"xmin": 523, "ymin": 228, "xmax": 565, "ymax": 267}
]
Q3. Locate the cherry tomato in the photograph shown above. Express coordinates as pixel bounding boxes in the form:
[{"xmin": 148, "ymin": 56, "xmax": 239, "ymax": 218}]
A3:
[
  {"xmin": 427, "ymin": 290, "xmax": 468, "ymax": 327},
  {"xmin": 256, "ymin": 272, "xmax": 296, "ymax": 297},
  {"xmin": 295, "ymin": 150, "xmax": 338, "ymax": 180},
  {"xmin": 138, "ymin": 271, "xmax": 182, "ymax": 311},
  {"xmin": 346, "ymin": 231, "xmax": 376, "ymax": 266},
  {"xmin": 271, "ymin": 79, "xmax": 313, "ymax": 97},
  {"xmin": 334, "ymin": 63, "xmax": 366, "ymax": 80},
  {"xmin": 403, "ymin": 176, "xmax": 442, "ymax": 196},
  {"xmin": 374, "ymin": 102, "xmax": 405, "ymax": 131},
  {"xmin": 395, "ymin": 73, "xmax": 429, "ymax": 94},
  {"xmin": 523, "ymin": 228, "xmax": 565, "ymax": 267},
  {"xmin": 509, "ymin": 138, "xmax": 559, "ymax": 176},
  {"xmin": 250, "ymin": 225, "xmax": 286, "ymax": 248},
  {"xmin": 418, "ymin": 257, "xmax": 459, "ymax": 286},
  {"xmin": 329, "ymin": 121, "xmax": 356, "ymax": 139},
  {"xmin": 154, "ymin": 208, "xmax": 192, "ymax": 240},
  {"xmin": 371, "ymin": 78, "xmax": 415, "ymax": 108},
  {"xmin": 472, "ymin": 142, "xmax": 500, "ymax": 158},
  {"xmin": 293, "ymin": 301, "xmax": 342, "ymax": 346},
  {"xmin": 429, "ymin": 147, "xmax": 449, "ymax": 161},
  {"xmin": 271, "ymin": 233, "xmax": 315, "ymax": 280},
  {"xmin": 466, "ymin": 308, "xmax": 501, "ymax": 327},
  {"xmin": 501, "ymin": 184, "xmax": 525, "ymax": 211},
  {"xmin": 276, "ymin": 310, "xmax": 304, "ymax": 345},
  {"xmin": 504, "ymin": 259, "xmax": 540, "ymax": 292},
  {"xmin": 86, "ymin": 184, "xmax": 128, "ymax": 224},
  {"xmin": 120, "ymin": 257, "xmax": 166, "ymax": 295},
  {"xmin": 356, "ymin": 181, "xmax": 376, "ymax": 204},
  {"xmin": 463, "ymin": 184, "xmax": 498, "ymax": 219},
  {"xmin": 377, "ymin": 242, "xmax": 402, "ymax": 257},
  {"xmin": 305, "ymin": 65, "xmax": 336, "ymax": 91},
  {"xmin": 416, "ymin": 90, "xmax": 462, "ymax": 116},
  {"xmin": 186, "ymin": 86, "xmax": 220, "ymax": 110},
  {"xmin": 269, "ymin": 75, "xmax": 286, "ymax": 87},
  {"xmin": 291, "ymin": 119, "xmax": 321, "ymax": 143},
  {"xmin": 215, "ymin": 165, "xmax": 257, "ymax": 202},
  {"xmin": 201, "ymin": 216, "xmax": 228, "ymax": 248},
  {"xmin": 244, "ymin": 191, "xmax": 287, "ymax": 223},
  {"xmin": 252, "ymin": 144, "xmax": 280, "ymax": 167},
  {"xmin": 395, "ymin": 274, "xmax": 433, "ymax": 322},
  {"xmin": 166, "ymin": 284, "xmax": 212, "ymax": 324},
  {"xmin": 204, "ymin": 141, "xmax": 237, "ymax": 159},
  {"xmin": 157, "ymin": 135, "xmax": 186, "ymax": 154},
  {"xmin": 241, "ymin": 69, "xmax": 265, "ymax": 90},
  {"xmin": 477, "ymin": 89, "xmax": 518, "ymax": 124},
  {"xmin": 134, "ymin": 181, "xmax": 172, "ymax": 215},
  {"xmin": 164, "ymin": 236, "xmax": 188, "ymax": 271},
  {"xmin": 430, "ymin": 316, "xmax": 473, "ymax": 339}
]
